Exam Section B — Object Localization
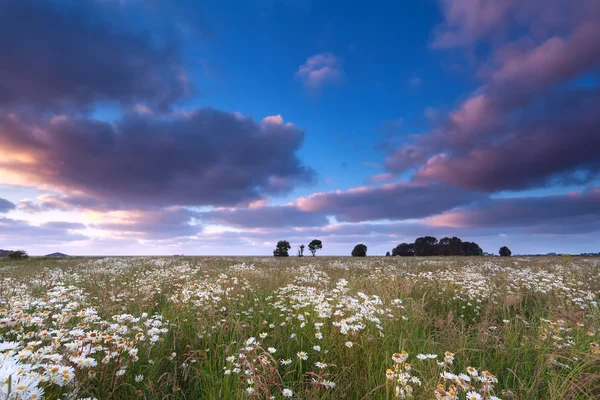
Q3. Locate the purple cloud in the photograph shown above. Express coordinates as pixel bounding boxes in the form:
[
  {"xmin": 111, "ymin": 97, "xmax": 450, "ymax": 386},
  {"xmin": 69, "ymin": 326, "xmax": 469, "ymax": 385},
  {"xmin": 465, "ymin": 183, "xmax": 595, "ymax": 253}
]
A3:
[
  {"xmin": 0, "ymin": 0, "xmax": 191, "ymax": 112},
  {"xmin": 296, "ymin": 182, "xmax": 484, "ymax": 223},
  {"xmin": 91, "ymin": 208, "xmax": 201, "ymax": 240},
  {"xmin": 204, "ymin": 205, "xmax": 328, "ymax": 228},
  {"xmin": 0, "ymin": 110, "xmax": 314, "ymax": 208},
  {"xmin": 0, "ymin": 198, "xmax": 15, "ymax": 213},
  {"xmin": 427, "ymin": 188, "xmax": 600, "ymax": 234},
  {"xmin": 296, "ymin": 53, "xmax": 344, "ymax": 89},
  {"xmin": 386, "ymin": 1, "xmax": 600, "ymax": 192},
  {"xmin": 0, "ymin": 216, "xmax": 88, "ymax": 246}
]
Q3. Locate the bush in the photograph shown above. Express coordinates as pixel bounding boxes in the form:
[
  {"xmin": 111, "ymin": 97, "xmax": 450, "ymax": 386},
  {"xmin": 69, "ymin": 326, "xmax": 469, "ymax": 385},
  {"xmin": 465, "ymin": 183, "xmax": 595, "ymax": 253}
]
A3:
[
  {"xmin": 8, "ymin": 250, "xmax": 29, "ymax": 260},
  {"xmin": 351, "ymin": 244, "xmax": 367, "ymax": 257}
]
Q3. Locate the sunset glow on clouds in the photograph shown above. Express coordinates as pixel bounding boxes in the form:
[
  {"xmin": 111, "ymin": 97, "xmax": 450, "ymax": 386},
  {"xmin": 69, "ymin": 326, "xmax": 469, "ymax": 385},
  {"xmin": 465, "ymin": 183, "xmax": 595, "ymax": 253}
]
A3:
[{"xmin": 0, "ymin": 0, "xmax": 599, "ymax": 255}]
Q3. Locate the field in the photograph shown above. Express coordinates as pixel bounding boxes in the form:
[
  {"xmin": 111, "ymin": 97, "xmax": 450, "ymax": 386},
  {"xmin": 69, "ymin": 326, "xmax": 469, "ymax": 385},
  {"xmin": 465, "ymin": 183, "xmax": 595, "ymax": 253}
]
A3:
[{"xmin": 1, "ymin": 256, "xmax": 599, "ymax": 399}]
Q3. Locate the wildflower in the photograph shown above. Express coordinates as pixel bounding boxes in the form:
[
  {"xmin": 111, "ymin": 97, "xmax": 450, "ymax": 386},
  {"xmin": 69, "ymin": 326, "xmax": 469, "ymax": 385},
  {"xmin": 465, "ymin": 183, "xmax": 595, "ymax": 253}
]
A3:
[
  {"xmin": 386, "ymin": 368, "xmax": 395, "ymax": 380},
  {"xmin": 282, "ymin": 388, "xmax": 293, "ymax": 397},
  {"xmin": 297, "ymin": 351, "xmax": 308, "ymax": 360},
  {"xmin": 268, "ymin": 347, "xmax": 277, "ymax": 354},
  {"xmin": 392, "ymin": 351, "xmax": 408, "ymax": 364},
  {"xmin": 345, "ymin": 341, "xmax": 353, "ymax": 348},
  {"xmin": 315, "ymin": 361, "xmax": 327, "ymax": 369},
  {"xmin": 466, "ymin": 391, "xmax": 482, "ymax": 400},
  {"xmin": 135, "ymin": 374, "xmax": 144, "ymax": 382}
]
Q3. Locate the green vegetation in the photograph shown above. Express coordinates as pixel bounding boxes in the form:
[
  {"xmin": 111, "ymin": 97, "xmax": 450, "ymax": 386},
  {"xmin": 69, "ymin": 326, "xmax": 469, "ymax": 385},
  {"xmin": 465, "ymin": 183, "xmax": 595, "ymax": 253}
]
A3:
[{"xmin": 0, "ymin": 256, "xmax": 599, "ymax": 399}]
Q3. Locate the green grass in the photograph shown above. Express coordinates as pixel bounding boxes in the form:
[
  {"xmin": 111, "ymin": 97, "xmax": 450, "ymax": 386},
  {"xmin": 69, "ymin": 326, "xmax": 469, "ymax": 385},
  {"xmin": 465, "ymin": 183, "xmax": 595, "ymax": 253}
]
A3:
[{"xmin": 0, "ymin": 256, "xmax": 599, "ymax": 399}]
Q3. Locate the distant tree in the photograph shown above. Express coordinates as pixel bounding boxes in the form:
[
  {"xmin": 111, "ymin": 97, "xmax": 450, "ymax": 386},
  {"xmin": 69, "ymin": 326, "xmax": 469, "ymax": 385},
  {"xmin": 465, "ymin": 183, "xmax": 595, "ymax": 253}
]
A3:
[
  {"xmin": 351, "ymin": 244, "xmax": 367, "ymax": 257},
  {"xmin": 385, "ymin": 251, "xmax": 391, "ymax": 257},
  {"xmin": 8, "ymin": 250, "xmax": 28, "ymax": 260},
  {"xmin": 499, "ymin": 246, "xmax": 512, "ymax": 257},
  {"xmin": 308, "ymin": 239, "xmax": 323, "ymax": 256},
  {"xmin": 273, "ymin": 240, "xmax": 291, "ymax": 257},
  {"xmin": 298, "ymin": 244, "xmax": 305, "ymax": 257},
  {"xmin": 414, "ymin": 236, "xmax": 438, "ymax": 256},
  {"xmin": 392, "ymin": 243, "xmax": 414, "ymax": 256},
  {"xmin": 461, "ymin": 242, "xmax": 483, "ymax": 256}
]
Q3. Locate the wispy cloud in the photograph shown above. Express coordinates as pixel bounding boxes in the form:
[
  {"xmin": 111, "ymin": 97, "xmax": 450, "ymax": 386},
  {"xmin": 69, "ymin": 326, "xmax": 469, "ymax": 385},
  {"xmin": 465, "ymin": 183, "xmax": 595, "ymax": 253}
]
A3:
[{"xmin": 296, "ymin": 52, "xmax": 344, "ymax": 89}]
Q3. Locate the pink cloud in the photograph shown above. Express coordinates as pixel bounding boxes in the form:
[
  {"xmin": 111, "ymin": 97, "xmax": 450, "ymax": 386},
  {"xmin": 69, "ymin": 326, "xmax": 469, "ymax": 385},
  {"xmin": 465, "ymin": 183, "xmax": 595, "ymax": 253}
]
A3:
[
  {"xmin": 369, "ymin": 173, "xmax": 395, "ymax": 183},
  {"xmin": 296, "ymin": 53, "xmax": 343, "ymax": 89},
  {"xmin": 433, "ymin": 0, "xmax": 517, "ymax": 48}
]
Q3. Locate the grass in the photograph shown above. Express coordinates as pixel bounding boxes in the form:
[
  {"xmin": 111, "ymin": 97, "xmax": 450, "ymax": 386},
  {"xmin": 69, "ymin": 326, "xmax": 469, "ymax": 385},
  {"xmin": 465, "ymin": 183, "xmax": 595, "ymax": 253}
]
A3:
[{"xmin": 0, "ymin": 256, "xmax": 599, "ymax": 399}]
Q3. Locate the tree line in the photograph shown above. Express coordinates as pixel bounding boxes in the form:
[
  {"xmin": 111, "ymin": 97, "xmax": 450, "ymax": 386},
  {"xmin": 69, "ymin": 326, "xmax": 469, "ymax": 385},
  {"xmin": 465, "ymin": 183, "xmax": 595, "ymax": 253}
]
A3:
[
  {"xmin": 273, "ymin": 240, "xmax": 369, "ymax": 257},
  {"xmin": 388, "ymin": 236, "xmax": 485, "ymax": 256},
  {"xmin": 273, "ymin": 238, "xmax": 516, "ymax": 257},
  {"xmin": 0, "ymin": 249, "xmax": 29, "ymax": 260}
]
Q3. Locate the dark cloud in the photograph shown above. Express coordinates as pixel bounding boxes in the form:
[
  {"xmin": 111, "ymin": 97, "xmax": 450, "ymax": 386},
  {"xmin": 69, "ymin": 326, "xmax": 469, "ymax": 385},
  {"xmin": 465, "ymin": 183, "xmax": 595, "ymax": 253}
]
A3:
[
  {"xmin": 0, "ymin": 198, "xmax": 15, "ymax": 213},
  {"xmin": 203, "ymin": 205, "xmax": 328, "ymax": 228},
  {"xmin": 386, "ymin": 1, "xmax": 600, "ymax": 192},
  {"xmin": 40, "ymin": 221, "xmax": 87, "ymax": 230},
  {"xmin": 193, "ymin": 182, "xmax": 483, "ymax": 228},
  {"xmin": 297, "ymin": 182, "xmax": 484, "ymax": 222},
  {"xmin": 414, "ymin": 87, "xmax": 600, "ymax": 191},
  {"xmin": 427, "ymin": 188, "xmax": 600, "ymax": 234},
  {"xmin": 0, "ymin": 110, "xmax": 314, "ymax": 208},
  {"xmin": 0, "ymin": 0, "xmax": 190, "ymax": 111}
]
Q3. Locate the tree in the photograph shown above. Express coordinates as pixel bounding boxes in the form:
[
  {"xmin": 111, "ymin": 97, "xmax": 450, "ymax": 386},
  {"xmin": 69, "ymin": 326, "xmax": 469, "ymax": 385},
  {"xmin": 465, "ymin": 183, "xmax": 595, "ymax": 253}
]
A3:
[
  {"xmin": 499, "ymin": 246, "xmax": 512, "ymax": 257},
  {"xmin": 461, "ymin": 241, "xmax": 483, "ymax": 256},
  {"xmin": 8, "ymin": 250, "xmax": 28, "ymax": 260},
  {"xmin": 385, "ymin": 251, "xmax": 391, "ymax": 257},
  {"xmin": 414, "ymin": 236, "xmax": 438, "ymax": 256},
  {"xmin": 298, "ymin": 244, "xmax": 305, "ymax": 257},
  {"xmin": 351, "ymin": 244, "xmax": 367, "ymax": 257},
  {"xmin": 392, "ymin": 243, "xmax": 414, "ymax": 256},
  {"xmin": 273, "ymin": 240, "xmax": 291, "ymax": 257},
  {"xmin": 308, "ymin": 239, "xmax": 322, "ymax": 256}
]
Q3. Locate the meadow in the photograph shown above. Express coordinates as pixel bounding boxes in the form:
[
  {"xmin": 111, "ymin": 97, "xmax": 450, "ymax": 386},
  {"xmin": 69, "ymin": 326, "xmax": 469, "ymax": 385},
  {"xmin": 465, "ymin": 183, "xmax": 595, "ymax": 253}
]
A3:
[{"xmin": 1, "ymin": 256, "xmax": 599, "ymax": 399}]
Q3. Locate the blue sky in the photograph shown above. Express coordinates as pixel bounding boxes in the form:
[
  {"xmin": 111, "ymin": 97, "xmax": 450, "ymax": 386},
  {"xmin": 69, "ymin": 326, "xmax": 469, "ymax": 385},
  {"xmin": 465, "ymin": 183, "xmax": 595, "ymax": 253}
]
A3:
[{"xmin": 0, "ymin": 0, "xmax": 599, "ymax": 255}]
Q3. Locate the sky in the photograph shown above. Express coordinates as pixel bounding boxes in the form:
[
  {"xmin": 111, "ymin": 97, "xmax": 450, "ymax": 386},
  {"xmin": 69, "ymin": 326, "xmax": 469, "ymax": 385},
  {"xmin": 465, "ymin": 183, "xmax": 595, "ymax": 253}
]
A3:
[{"xmin": 0, "ymin": 0, "xmax": 599, "ymax": 256}]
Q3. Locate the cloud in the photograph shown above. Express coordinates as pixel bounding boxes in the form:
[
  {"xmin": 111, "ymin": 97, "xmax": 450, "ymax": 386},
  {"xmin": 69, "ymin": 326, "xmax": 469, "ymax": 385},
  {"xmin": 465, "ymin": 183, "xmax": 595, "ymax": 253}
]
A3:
[
  {"xmin": 91, "ymin": 208, "xmax": 201, "ymax": 240},
  {"xmin": 295, "ymin": 181, "xmax": 484, "ymax": 223},
  {"xmin": 0, "ymin": 216, "xmax": 88, "ymax": 246},
  {"xmin": 189, "ymin": 181, "xmax": 484, "ymax": 229},
  {"xmin": 296, "ymin": 53, "xmax": 344, "ymax": 89},
  {"xmin": 432, "ymin": 0, "xmax": 517, "ymax": 48},
  {"xmin": 40, "ymin": 221, "xmax": 87, "ymax": 230},
  {"xmin": 0, "ymin": 0, "xmax": 192, "ymax": 112},
  {"xmin": 432, "ymin": 0, "xmax": 598, "ymax": 49},
  {"xmin": 203, "ymin": 205, "xmax": 328, "ymax": 228},
  {"xmin": 0, "ymin": 198, "xmax": 15, "ymax": 213},
  {"xmin": 426, "ymin": 188, "xmax": 600, "ymax": 233},
  {"xmin": 0, "ymin": 109, "xmax": 314, "ymax": 209},
  {"xmin": 386, "ymin": 2, "xmax": 600, "ymax": 192}
]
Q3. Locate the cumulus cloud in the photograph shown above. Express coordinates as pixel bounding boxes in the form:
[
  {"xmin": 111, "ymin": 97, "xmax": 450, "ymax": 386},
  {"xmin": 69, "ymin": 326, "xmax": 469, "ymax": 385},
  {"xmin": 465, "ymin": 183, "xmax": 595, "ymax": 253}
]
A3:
[
  {"xmin": 295, "ymin": 182, "xmax": 484, "ymax": 222},
  {"xmin": 386, "ymin": 0, "xmax": 600, "ymax": 192},
  {"xmin": 0, "ymin": 109, "xmax": 314, "ymax": 208},
  {"xmin": 296, "ymin": 53, "xmax": 344, "ymax": 89},
  {"xmin": 426, "ymin": 188, "xmax": 600, "ymax": 233},
  {"xmin": 191, "ymin": 182, "xmax": 484, "ymax": 229},
  {"xmin": 0, "ymin": 0, "xmax": 191, "ymax": 112}
]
